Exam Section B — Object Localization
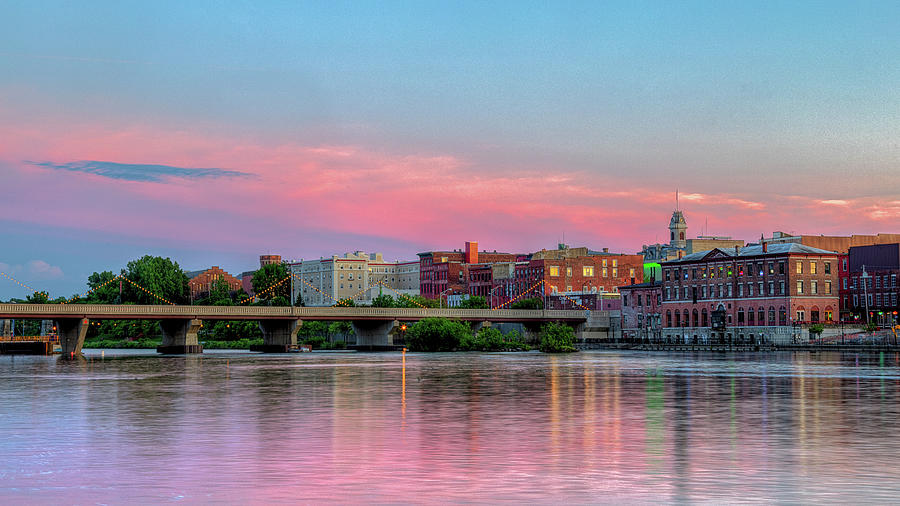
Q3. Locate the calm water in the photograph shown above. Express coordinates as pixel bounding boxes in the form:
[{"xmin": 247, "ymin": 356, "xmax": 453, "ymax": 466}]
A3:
[{"xmin": 2, "ymin": 349, "xmax": 900, "ymax": 504}]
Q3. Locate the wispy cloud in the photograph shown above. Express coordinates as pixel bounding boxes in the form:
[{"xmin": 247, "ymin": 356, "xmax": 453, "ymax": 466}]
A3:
[{"xmin": 28, "ymin": 160, "xmax": 254, "ymax": 183}]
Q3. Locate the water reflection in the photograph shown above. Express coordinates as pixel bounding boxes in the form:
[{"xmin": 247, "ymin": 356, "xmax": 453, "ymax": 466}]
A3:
[{"xmin": 1, "ymin": 350, "xmax": 900, "ymax": 503}]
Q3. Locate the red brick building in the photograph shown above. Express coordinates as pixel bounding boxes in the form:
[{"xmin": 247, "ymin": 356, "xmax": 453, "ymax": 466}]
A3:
[
  {"xmin": 619, "ymin": 281, "xmax": 662, "ymax": 341},
  {"xmin": 660, "ymin": 243, "xmax": 840, "ymax": 344},
  {"xmin": 418, "ymin": 241, "xmax": 518, "ymax": 299}
]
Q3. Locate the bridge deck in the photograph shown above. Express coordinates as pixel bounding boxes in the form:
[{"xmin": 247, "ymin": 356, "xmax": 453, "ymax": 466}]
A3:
[{"xmin": 0, "ymin": 304, "xmax": 598, "ymax": 323}]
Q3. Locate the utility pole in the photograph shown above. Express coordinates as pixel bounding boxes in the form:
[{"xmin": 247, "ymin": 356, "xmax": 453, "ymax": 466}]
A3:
[{"xmin": 862, "ymin": 265, "xmax": 871, "ymax": 326}]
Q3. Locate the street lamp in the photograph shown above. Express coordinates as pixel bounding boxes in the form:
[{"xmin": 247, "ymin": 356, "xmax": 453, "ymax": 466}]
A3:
[
  {"xmin": 490, "ymin": 286, "xmax": 502, "ymax": 309},
  {"xmin": 439, "ymin": 289, "xmax": 452, "ymax": 309}
]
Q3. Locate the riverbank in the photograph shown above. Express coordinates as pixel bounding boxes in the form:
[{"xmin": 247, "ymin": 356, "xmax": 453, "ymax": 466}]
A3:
[{"xmin": 580, "ymin": 342, "xmax": 900, "ymax": 353}]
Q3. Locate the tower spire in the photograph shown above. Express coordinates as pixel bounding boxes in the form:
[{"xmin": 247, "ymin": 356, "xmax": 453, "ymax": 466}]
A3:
[{"xmin": 676, "ymin": 189, "xmax": 679, "ymax": 211}]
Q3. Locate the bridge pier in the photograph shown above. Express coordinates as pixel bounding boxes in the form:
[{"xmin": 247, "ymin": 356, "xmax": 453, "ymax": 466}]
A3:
[
  {"xmin": 56, "ymin": 318, "xmax": 90, "ymax": 357},
  {"xmin": 1, "ymin": 319, "xmax": 10, "ymax": 338},
  {"xmin": 157, "ymin": 319, "xmax": 202, "ymax": 354},
  {"xmin": 253, "ymin": 319, "xmax": 302, "ymax": 353},
  {"xmin": 351, "ymin": 320, "xmax": 399, "ymax": 350}
]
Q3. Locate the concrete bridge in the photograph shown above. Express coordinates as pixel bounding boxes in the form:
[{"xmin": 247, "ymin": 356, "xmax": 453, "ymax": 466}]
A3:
[{"xmin": 0, "ymin": 304, "xmax": 609, "ymax": 355}]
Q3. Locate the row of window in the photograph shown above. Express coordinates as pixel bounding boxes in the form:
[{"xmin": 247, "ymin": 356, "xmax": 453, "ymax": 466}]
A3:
[
  {"xmin": 666, "ymin": 307, "xmax": 789, "ymax": 327},
  {"xmin": 548, "ymin": 265, "xmax": 635, "ymax": 278},
  {"xmin": 623, "ymin": 293, "xmax": 661, "ymax": 307},
  {"xmin": 850, "ymin": 293, "xmax": 899, "ymax": 308},
  {"xmin": 665, "ymin": 260, "xmax": 834, "ymax": 282},
  {"xmin": 849, "ymin": 274, "xmax": 898, "ymax": 290}
]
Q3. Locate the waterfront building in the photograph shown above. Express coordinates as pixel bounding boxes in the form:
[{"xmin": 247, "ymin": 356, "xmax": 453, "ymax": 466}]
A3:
[
  {"xmin": 418, "ymin": 241, "xmax": 518, "ymax": 300},
  {"xmin": 846, "ymin": 243, "xmax": 899, "ymax": 327},
  {"xmin": 619, "ymin": 281, "xmax": 662, "ymax": 341},
  {"xmin": 660, "ymin": 243, "xmax": 840, "ymax": 344},
  {"xmin": 291, "ymin": 252, "xmax": 418, "ymax": 306},
  {"xmin": 761, "ymin": 231, "xmax": 900, "ymax": 254},
  {"xmin": 490, "ymin": 245, "xmax": 643, "ymax": 308},
  {"xmin": 185, "ymin": 266, "xmax": 243, "ymax": 301}
]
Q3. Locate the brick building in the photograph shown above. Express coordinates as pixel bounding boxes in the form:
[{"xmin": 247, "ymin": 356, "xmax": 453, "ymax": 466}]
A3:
[
  {"xmin": 619, "ymin": 281, "xmax": 662, "ymax": 341},
  {"xmin": 660, "ymin": 243, "xmax": 840, "ymax": 344},
  {"xmin": 847, "ymin": 243, "xmax": 899, "ymax": 327},
  {"xmin": 185, "ymin": 266, "xmax": 243, "ymax": 301},
  {"xmin": 418, "ymin": 241, "xmax": 518, "ymax": 300}
]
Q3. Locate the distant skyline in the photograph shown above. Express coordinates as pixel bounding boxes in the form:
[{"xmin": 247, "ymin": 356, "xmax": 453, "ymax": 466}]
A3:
[{"xmin": 2, "ymin": 1, "xmax": 899, "ymax": 299}]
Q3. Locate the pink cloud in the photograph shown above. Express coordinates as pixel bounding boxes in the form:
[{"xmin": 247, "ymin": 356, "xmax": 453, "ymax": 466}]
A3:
[{"xmin": 2, "ymin": 121, "xmax": 899, "ymax": 261}]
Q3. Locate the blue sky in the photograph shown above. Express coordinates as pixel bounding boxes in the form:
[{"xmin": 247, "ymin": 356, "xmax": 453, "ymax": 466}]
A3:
[{"xmin": 1, "ymin": 0, "xmax": 899, "ymax": 299}]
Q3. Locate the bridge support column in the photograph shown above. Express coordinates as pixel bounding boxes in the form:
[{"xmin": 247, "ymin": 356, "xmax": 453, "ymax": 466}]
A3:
[
  {"xmin": 1, "ymin": 319, "xmax": 10, "ymax": 338},
  {"xmin": 351, "ymin": 320, "xmax": 398, "ymax": 351},
  {"xmin": 253, "ymin": 319, "xmax": 302, "ymax": 353},
  {"xmin": 157, "ymin": 319, "xmax": 202, "ymax": 354},
  {"xmin": 56, "ymin": 318, "xmax": 90, "ymax": 357}
]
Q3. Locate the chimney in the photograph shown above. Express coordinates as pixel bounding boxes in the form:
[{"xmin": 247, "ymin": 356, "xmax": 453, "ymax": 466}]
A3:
[
  {"xmin": 762, "ymin": 242, "xmax": 768, "ymax": 253},
  {"xmin": 603, "ymin": 247, "xmax": 609, "ymax": 253}
]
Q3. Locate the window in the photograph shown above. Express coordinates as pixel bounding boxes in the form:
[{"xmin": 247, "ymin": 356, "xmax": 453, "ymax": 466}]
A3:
[
  {"xmin": 748, "ymin": 283, "xmax": 753, "ymax": 297},
  {"xmin": 583, "ymin": 266, "xmax": 594, "ymax": 277},
  {"xmin": 602, "ymin": 259, "xmax": 608, "ymax": 267},
  {"xmin": 778, "ymin": 262, "xmax": 784, "ymax": 274},
  {"xmin": 824, "ymin": 262, "xmax": 831, "ymax": 274},
  {"xmin": 779, "ymin": 281, "xmax": 785, "ymax": 295},
  {"xmin": 768, "ymin": 263, "xmax": 774, "ymax": 274},
  {"xmin": 797, "ymin": 310, "xmax": 805, "ymax": 322},
  {"xmin": 842, "ymin": 278, "xmax": 847, "ymax": 290},
  {"xmin": 796, "ymin": 262, "xmax": 803, "ymax": 274},
  {"xmin": 810, "ymin": 262, "xmax": 817, "ymax": 275},
  {"xmin": 665, "ymin": 270, "xmax": 671, "ymax": 281},
  {"xmin": 797, "ymin": 280, "xmax": 803, "ymax": 294},
  {"xmin": 623, "ymin": 295, "xmax": 628, "ymax": 306},
  {"xmin": 613, "ymin": 268, "xmax": 618, "ymax": 278},
  {"xmin": 768, "ymin": 281, "xmax": 774, "ymax": 295},
  {"xmin": 549, "ymin": 266, "xmax": 559, "ymax": 277},
  {"xmin": 629, "ymin": 268, "xmax": 635, "ymax": 279},
  {"xmin": 811, "ymin": 280, "xmax": 818, "ymax": 294},
  {"xmin": 825, "ymin": 310, "xmax": 832, "ymax": 321},
  {"xmin": 825, "ymin": 281, "xmax": 831, "ymax": 294},
  {"xmin": 566, "ymin": 267, "xmax": 573, "ymax": 277},
  {"xmin": 637, "ymin": 295, "xmax": 642, "ymax": 306},
  {"xmin": 602, "ymin": 268, "xmax": 608, "ymax": 277},
  {"xmin": 853, "ymin": 294, "xmax": 858, "ymax": 307},
  {"xmin": 842, "ymin": 258, "xmax": 848, "ymax": 270}
]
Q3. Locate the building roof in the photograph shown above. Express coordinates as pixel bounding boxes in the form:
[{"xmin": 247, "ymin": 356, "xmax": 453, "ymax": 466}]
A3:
[
  {"xmin": 665, "ymin": 243, "xmax": 839, "ymax": 264},
  {"xmin": 669, "ymin": 210, "xmax": 686, "ymax": 227}
]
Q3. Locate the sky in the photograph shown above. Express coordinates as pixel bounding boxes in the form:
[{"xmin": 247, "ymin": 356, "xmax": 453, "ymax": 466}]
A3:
[{"xmin": 1, "ymin": 0, "xmax": 899, "ymax": 299}]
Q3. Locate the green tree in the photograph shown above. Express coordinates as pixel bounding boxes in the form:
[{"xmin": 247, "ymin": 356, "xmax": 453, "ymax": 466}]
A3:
[
  {"xmin": 25, "ymin": 291, "xmax": 51, "ymax": 304},
  {"xmin": 371, "ymin": 293, "xmax": 396, "ymax": 308},
  {"xmin": 121, "ymin": 256, "xmax": 190, "ymax": 305},
  {"xmin": 458, "ymin": 295, "xmax": 489, "ymax": 309},
  {"xmin": 539, "ymin": 322, "xmax": 577, "ymax": 353},
  {"xmin": 84, "ymin": 271, "xmax": 121, "ymax": 303},
  {"xmin": 396, "ymin": 295, "xmax": 438, "ymax": 308},
  {"xmin": 510, "ymin": 297, "xmax": 544, "ymax": 310},
  {"xmin": 251, "ymin": 263, "xmax": 291, "ymax": 305},
  {"xmin": 458, "ymin": 327, "xmax": 529, "ymax": 351},
  {"xmin": 405, "ymin": 318, "xmax": 471, "ymax": 352}
]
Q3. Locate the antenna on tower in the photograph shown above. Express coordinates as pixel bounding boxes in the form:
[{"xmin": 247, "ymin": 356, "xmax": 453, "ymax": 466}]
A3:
[{"xmin": 676, "ymin": 189, "xmax": 679, "ymax": 211}]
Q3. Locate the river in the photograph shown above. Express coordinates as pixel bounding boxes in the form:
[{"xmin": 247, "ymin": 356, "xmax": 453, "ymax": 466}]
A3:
[{"xmin": 2, "ymin": 349, "xmax": 899, "ymax": 503}]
